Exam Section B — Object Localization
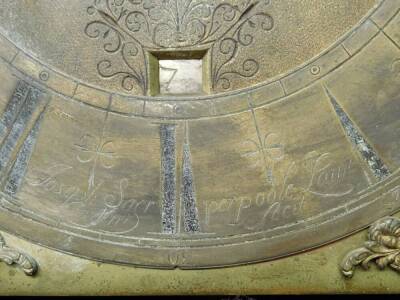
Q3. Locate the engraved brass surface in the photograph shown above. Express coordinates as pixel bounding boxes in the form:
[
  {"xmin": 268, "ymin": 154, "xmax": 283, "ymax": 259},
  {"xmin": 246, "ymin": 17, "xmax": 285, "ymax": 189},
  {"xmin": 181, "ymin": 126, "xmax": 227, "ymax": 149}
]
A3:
[{"xmin": 0, "ymin": 0, "xmax": 399, "ymax": 270}]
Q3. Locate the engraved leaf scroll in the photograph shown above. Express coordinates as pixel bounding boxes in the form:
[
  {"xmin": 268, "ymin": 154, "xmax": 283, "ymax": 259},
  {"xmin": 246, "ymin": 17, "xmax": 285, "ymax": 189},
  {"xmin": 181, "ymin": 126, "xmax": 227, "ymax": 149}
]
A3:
[
  {"xmin": 341, "ymin": 216, "xmax": 400, "ymax": 278},
  {"xmin": 85, "ymin": 0, "xmax": 274, "ymax": 94}
]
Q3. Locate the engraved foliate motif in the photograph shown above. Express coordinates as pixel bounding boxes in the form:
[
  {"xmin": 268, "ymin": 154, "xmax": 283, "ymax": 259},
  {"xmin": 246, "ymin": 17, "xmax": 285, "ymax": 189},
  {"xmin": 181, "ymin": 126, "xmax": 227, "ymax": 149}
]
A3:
[
  {"xmin": 341, "ymin": 217, "xmax": 400, "ymax": 278},
  {"xmin": 0, "ymin": 234, "xmax": 38, "ymax": 276},
  {"xmin": 85, "ymin": 0, "xmax": 274, "ymax": 94}
]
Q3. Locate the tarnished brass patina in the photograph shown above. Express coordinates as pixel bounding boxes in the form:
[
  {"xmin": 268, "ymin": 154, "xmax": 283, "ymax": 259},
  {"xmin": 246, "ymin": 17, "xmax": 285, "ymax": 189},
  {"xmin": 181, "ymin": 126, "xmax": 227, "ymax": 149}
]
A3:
[
  {"xmin": 0, "ymin": 233, "xmax": 38, "ymax": 276},
  {"xmin": 341, "ymin": 216, "xmax": 400, "ymax": 278},
  {"xmin": 0, "ymin": 0, "xmax": 399, "ymax": 294}
]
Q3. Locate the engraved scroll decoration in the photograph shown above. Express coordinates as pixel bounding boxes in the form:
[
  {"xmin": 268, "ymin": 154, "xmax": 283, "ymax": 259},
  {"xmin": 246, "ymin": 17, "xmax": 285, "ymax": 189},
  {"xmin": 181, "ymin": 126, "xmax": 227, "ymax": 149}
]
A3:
[
  {"xmin": 341, "ymin": 216, "xmax": 400, "ymax": 278},
  {"xmin": 85, "ymin": 0, "xmax": 274, "ymax": 94},
  {"xmin": 0, "ymin": 234, "xmax": 38, "ymax": 276}
]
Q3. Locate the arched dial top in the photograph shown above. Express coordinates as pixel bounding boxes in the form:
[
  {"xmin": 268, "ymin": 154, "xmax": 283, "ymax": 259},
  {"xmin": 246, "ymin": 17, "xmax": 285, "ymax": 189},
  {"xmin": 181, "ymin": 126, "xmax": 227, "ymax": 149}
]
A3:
[{"xmin": 0, "ymin": 0, "xmax": 398, "ymax": 268}]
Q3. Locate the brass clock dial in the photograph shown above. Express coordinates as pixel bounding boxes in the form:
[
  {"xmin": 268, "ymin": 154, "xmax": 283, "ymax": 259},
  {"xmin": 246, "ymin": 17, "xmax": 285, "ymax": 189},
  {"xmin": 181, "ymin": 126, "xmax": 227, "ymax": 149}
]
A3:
[{"xmin": 0, "ymin": 0, "xmax": 399, "ymax": 269}]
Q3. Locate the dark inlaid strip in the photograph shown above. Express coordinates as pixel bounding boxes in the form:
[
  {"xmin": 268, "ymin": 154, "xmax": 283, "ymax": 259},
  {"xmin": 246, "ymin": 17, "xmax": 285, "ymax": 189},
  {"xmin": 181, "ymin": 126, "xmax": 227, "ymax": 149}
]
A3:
[
  {"xmin": 325, "ymin": 87, "xmax": 391, "ymax": 181},
  {"xmin": 0, "ymin": 86, "xmax": 41, "ymax": 172},
  {"xmin": 181, "ymin": 123, "xmax": 200, "ymax": 233},
  {"xmin": 4, "ymin": 110, "xmax": 45, "ymax": 195},
  {"xmin": 0, "ymin": 81, "xmax": 30, "ymax": 142},
  {"xmin": 160, "ymin": 124, "xmax": 177, "ymax": 234}
]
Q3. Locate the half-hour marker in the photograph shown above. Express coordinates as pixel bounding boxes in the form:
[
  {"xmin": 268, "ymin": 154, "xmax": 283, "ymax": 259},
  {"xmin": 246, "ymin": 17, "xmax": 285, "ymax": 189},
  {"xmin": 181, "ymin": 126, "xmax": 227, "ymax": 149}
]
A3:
[
  {"xmin": 180, "ymin": 122, "xmax": 200, "ymax": 233},
  {"xmin": 0, "ymin": 81, "xmax": 30, "ymax": 142},
  {"xmin": 325, "ymin": 87, "xmax": 390, "ymax": 181},
  {"xmin": 159, "ymin": 122, "xmax": 201, "ymax": 234},
  {"xmin": 160, "ymin": 124, "xmax": 177, "ymax": 234},
  {"xmin": 4, "ymin": 111, "xmax": 45, "ymax": 195},
  {"xmin": 0, "ymin": 81, "xmax": 48, "ymax": 195}
]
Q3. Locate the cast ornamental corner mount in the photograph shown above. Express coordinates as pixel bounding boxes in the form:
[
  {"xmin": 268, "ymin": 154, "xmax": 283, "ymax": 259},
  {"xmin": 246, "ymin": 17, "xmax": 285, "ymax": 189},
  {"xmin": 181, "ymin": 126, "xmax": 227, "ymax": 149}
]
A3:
[
  {"xmin": 341, "ymin": 216, "xmax": 400, "ymax": 278},
  {"xmin": 0, "ymin": 233, "xmax": 38, "ymax": 276}
]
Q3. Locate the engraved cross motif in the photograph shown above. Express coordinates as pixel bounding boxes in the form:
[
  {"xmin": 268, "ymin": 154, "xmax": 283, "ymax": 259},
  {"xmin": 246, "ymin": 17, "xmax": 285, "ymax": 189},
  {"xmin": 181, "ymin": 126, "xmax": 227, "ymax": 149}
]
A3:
[{"xmin": 74, "ymin": 134, "xmax": 116, "ymax": 193}]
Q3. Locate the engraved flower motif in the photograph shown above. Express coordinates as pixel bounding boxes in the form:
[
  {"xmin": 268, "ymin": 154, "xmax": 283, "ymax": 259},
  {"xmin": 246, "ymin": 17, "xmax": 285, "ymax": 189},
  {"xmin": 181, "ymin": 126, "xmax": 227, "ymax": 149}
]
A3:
[
  {"xmin": 74, "ymin": 134, "xmax": 116, "ymax": 169},
  {"xmin": 242, "ymin": 132, "xmax": 284, "ymax": 185},
  {"xmin": 74, "ymin": 134, "xmax": 116, "ymax": 190}
]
